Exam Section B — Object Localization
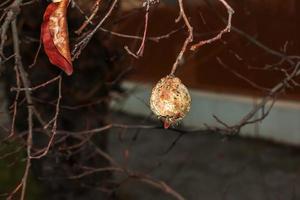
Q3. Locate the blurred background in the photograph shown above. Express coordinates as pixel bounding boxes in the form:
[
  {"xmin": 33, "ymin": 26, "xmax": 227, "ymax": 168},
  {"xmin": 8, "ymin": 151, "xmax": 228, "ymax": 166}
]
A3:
[{"xmin": 1, "ymin": 0, "xmax": 300, "ymax": 199}]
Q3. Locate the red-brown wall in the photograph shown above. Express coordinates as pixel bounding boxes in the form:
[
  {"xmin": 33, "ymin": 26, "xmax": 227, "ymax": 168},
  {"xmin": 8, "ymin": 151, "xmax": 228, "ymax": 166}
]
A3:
[{"xmin": 107, "ymin": 0, "xmax": 300, "ymax": 99}]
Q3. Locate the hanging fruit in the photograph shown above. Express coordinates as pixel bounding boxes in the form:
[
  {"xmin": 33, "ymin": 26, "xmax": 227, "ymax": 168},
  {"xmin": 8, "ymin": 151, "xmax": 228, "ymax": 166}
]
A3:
[
  {"xmin": 150, "ymin": 75, "xmax": 191, "ymax": 129},
  {"xmin": 41, "ymin": 0, "xmax": 73, "ymax": 75}
]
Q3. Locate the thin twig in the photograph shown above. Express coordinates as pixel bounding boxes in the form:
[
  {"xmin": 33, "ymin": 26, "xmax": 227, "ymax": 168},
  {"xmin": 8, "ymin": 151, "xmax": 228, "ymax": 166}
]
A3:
[
  {"xmin": 75, "ymin": 0, "xmax": 102, "ymax": 35},
  {"xmin": 30, "ymin": 76, "xmax": 62, "ymax": 159},
  {"xmin": 11, "ymin": 17, "xmax": 33, "ymax": 200},
  {"xmin": 72, "ymin": 0, "xmax": 118, "ymax": 59},
  {"xmin": 170, "ymin": 0, "xmax": 193, "ymax": 75},
  {"xmin": 11, "ymin": 75, "xmax": 61, "ymax": 92},
  {"xmin": 190, "ymin": 0, "xmax": 234, "ymax": 50}
]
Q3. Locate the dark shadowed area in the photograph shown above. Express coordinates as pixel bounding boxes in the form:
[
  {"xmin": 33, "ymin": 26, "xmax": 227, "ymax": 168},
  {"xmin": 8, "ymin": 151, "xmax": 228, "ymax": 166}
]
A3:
[
  {"xmin": 108, "ymin": 112, "xmax": 300, "ymax": 200},
  {"xmin": 1, "ymin": 0, "xmax": 300, "ymax": 199}
]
